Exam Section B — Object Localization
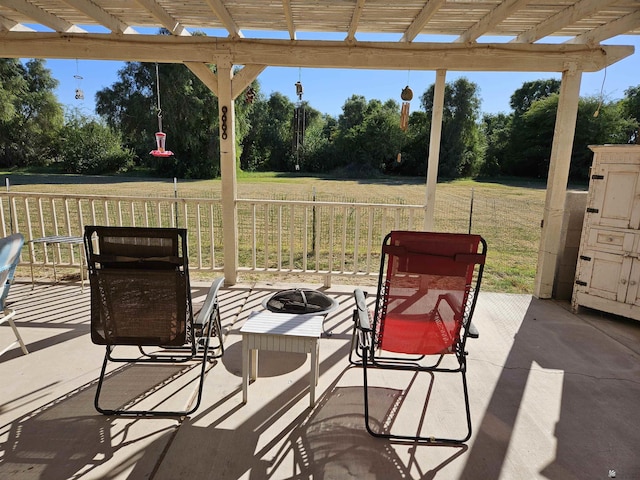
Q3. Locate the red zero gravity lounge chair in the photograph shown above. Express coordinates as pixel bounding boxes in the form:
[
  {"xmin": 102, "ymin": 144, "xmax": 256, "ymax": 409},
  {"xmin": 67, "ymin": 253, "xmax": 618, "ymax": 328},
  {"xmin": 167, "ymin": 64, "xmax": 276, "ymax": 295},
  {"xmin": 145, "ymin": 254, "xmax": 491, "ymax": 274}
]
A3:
[{"xmin": 350, "ymin": 231, "xmax": 487, "ymax": 443}]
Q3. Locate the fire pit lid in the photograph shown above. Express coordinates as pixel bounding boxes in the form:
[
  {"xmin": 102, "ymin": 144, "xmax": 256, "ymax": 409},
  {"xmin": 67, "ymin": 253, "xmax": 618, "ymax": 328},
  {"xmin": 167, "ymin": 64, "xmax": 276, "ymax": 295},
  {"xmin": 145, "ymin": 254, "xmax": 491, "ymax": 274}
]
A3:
[{"xmin": 262, "ymin": 288, "xmax": 338, "ymax": 315}]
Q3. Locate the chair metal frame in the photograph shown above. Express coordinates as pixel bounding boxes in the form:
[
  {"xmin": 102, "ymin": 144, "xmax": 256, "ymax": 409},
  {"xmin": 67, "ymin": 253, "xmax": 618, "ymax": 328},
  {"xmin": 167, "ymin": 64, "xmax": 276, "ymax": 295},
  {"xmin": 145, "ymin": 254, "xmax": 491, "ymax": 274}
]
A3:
[
  {"xmin": 350, "ymin": 231, "xmax": 487, "ymax": 444},
  {"xmin": 85, "ymin": 226, "xmax": 224, "ymax": 417},
  {"xmin": 0, "ymin": 233, "xmax": 29, "ymax": 357}
]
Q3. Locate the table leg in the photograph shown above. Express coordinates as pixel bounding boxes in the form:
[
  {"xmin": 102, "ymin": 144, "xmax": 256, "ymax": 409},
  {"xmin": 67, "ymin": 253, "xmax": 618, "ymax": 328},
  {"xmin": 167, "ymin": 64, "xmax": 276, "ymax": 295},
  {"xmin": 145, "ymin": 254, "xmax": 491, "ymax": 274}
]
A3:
[
  {"xmin": 250, "ymin": 348, "xmax": 257, "ymax": 381},
  {"xmin": 310, "ymin": 340, "xmax": 318, "ymax": 407},
  {"xmin": 29, "ymin": 242, "xmax": 35, "ymax": 290},
  {"xmin": 242, "ymin": 335, "xmax": 249, "ymax": 404},
  {"xmin": 50, "ymin": 243, "xmax": 58, "ymax": 283}
]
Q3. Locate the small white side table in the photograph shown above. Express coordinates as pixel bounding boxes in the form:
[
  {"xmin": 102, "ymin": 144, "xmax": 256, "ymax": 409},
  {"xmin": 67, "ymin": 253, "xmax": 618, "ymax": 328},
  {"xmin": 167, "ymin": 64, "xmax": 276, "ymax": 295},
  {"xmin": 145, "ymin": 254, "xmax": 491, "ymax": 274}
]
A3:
[
  {"xmin": 29, "ymin": 235, "xmax": 85, "ymax": 291},
  {"xmin": 240, "ymin": 311, "xmax": 324, "ymax": 407}
]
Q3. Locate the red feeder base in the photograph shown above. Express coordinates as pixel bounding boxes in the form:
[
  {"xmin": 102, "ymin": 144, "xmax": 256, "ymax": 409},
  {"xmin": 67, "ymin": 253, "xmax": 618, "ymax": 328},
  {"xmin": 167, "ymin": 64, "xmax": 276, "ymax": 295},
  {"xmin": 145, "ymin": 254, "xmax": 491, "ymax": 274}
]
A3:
[{"xmin": 150, "ymin": 150, "xmax": 174, "ymax": 157}]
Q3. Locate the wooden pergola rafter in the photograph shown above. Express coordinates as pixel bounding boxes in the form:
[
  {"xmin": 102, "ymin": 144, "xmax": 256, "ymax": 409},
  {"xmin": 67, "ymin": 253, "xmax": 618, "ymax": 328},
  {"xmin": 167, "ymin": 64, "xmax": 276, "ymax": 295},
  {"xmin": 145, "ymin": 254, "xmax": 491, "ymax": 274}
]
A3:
[{"xmin": 0, "ymin": 0, "xmax": 638, "ymax": 296}]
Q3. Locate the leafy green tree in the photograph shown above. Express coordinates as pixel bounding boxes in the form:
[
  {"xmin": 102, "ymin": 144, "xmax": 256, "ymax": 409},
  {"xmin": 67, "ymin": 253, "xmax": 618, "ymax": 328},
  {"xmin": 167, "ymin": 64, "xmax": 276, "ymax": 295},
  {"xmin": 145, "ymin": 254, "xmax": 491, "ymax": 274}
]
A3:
[
  {"xmin": 303, "ymin": 114, "xmax": 339, "ymax": 173},
  {"xmin": 510, "ymin": 79, "xmax": 561, "ymax": 117},
  {"xmin": 0, "ymin": 59, "xmax": 23, "ymax": 123},
  {"xmin": 505, "ymin": 93, "xmax": 637, "ymax": 179},
  {"xmin": 290, "ymin": 104, "xmax": 325, "ymax": 172},
  {"xmin": 241, "ymin": 92, "xmax": 296, "ymax": 171},
  {"xmin": 239, "ymin": 88, "xmax": 269, "ymax": 172},
  {"xmin": 57, "ymin": 109, "xmax": 134, "ymax": 174},
  {"xmin": 504, "ymin": 79, "xmax": 562, "ymax": 176},
  {"xmin": 508, "ymin": 94, "xmax": 558, "ymax": 177},
  {"xmin": 333, "ymin": 97, "xmax": 404, "ymax": 176},
  {"xmin": 338, "ymin": 95, "xmax": 368, "ymax": 131},
  {"xmin": 571, "ymin": 96, "xmax": 638, "ymax": 179},
  {"xmin": 396, "ymin": 110, "xmax": 430, "ymax": 176},
  {"xmin": 421, "ymin": 77, "xmax": 482, "ymax": 178},
  {"xmin": 0, "ymin": 59, "xmax": 63, "ymax": 167},
  {"xmin": 96, "ymin": 61, "xmax": 223, "ymax": 178},
  {"xmin": 620, "ymin": 85, "xmax": 640, "ymax": 143},
  {"xmin": 480, "ymin": 113, "xmax": 512, "ymax": 176}
]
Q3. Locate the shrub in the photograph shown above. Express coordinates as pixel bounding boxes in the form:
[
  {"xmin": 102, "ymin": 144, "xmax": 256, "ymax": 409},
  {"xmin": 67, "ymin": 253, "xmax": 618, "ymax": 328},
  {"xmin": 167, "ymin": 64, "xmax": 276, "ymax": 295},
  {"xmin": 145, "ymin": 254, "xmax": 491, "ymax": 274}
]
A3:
[{"xmin": 58, "ymin": 112, "xmax": 134, "ymax": 175}]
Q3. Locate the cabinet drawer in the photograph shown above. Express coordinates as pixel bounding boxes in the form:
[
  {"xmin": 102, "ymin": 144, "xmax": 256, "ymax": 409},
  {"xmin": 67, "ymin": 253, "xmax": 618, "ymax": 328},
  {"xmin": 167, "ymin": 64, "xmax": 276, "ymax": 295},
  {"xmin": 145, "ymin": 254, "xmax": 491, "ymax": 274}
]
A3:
[
  {"xmin": 575, "ymin": 250, "xmax": 631, "ymax": 302},
  {"xmin": 585, "ymin": 228, "xmax": 635, "ymax": 254}
]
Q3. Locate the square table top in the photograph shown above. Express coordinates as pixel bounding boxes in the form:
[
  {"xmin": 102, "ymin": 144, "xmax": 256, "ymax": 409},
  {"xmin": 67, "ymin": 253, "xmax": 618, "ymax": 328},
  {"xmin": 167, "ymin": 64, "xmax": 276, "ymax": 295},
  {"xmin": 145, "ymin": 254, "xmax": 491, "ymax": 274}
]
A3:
[{"xmin": 240, "ymin": 311, "xmax": 324, "ymax": 338}]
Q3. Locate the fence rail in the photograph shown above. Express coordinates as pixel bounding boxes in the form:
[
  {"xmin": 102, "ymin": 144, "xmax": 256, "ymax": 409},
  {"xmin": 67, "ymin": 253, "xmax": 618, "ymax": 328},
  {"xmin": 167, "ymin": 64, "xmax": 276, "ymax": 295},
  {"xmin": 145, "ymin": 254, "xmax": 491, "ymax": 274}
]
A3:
[{"xmin": 1, "ymin": 189, "xmax": 543, "ymax": 288}]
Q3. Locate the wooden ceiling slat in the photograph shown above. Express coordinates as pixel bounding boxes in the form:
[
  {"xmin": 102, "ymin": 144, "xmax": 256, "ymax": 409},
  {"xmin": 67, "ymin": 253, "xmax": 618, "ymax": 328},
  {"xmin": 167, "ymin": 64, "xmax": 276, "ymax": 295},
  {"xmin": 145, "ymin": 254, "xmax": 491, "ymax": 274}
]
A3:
[
  {"xmin": 2, "ymin": 1, "xmax": 637, "ymax": 38},
  {"xmin": 0, "ymin": 0, "xmax": 636, "ymax": 70}
]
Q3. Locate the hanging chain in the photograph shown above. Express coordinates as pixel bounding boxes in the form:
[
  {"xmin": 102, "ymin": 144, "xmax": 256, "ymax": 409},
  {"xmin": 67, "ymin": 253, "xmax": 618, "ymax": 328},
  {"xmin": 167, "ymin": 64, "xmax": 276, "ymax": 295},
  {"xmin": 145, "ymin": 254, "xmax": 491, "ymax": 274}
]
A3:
[{"xmin": 155, "ymin": 63, "xmax": 163, "ymax": 132}]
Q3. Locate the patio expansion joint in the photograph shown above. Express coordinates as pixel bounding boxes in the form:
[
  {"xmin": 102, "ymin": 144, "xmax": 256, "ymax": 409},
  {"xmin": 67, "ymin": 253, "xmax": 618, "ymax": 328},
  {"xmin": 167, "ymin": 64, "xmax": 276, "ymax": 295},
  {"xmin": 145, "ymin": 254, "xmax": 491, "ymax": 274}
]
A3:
[
  {"xmin": 149, "ymin": 421, "xmax": 183, "ymax": 479},
  {"xmin": 471, "ymin": 358, "xmax": 640, "ymax": 385}
]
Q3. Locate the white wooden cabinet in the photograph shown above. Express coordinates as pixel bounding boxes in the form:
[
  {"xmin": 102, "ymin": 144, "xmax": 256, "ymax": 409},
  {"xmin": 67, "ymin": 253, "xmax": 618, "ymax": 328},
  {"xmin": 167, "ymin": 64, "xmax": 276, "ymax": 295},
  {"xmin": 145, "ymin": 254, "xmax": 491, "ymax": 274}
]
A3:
[{"xmin": 572, "ymin": 144, "xmax": 640, "ymax": 321}]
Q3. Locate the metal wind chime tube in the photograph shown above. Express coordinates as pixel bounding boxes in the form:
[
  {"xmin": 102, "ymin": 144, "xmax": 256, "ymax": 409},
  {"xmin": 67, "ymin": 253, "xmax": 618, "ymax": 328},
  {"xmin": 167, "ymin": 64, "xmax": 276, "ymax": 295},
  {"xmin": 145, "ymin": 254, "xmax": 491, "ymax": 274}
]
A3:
[{"xmin": 293, "ymin": 80, "xmax": 305, "ymax": 171}]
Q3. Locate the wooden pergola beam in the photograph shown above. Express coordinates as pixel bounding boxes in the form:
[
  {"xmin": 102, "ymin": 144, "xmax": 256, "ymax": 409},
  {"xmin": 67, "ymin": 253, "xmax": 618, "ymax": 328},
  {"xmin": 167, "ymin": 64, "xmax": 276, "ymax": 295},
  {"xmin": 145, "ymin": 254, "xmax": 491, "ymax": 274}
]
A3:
[
  {"xmin": 134, "ymin": 0, "xmax": 191, "ymax": 36},
  {"xmin": 0, "ymin": 33, "xmax": 632, "ymax": 72},
  {"xmin": 62, "ymin": 0, "xmax": 134, "ymax": 34},
  {"xmin": 401, "ymin": 0, "xmax": 446, "ymax": 43},
  {"xmin": 1, "ymin": 0, "xmax": 86, "ymax": 33},
  {"xmin": 282, "ymin": 0, "xmax": 296, "ymax": 40},
  {"xmin": 566, "ymin": 11, "xmax": 640, "ymax": 45},
  {"xmin": 455, "ymin": 0, "xmax": 530, "ymax": 44},
  {"xmin": 513, "ymin": 0, "xmax": 618, "ymax": 44},
  {"xmin": 346, "ymin": 0, "xmax": 366, "ymax": 42},
  {"xmin": 204, "ymin": 0, "xmax": 243, "ymax": 38}
]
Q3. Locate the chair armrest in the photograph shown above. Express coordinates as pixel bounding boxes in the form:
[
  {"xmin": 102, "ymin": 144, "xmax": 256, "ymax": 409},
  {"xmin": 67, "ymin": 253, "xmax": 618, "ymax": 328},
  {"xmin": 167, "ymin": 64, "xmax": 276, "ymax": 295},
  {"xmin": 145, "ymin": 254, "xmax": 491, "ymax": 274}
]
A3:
[
  {"xmin": 353, "ymin": 288, "xmax": 373, "ymax": 350},
  {"xmin": 194, "ymin": 277, "xmax": 224, "ymax": 330},
  {"xmin": 435, "ymin": 292, "xmax": 462, "ymax": 317},
  {"xmin": 353, "ymin": 288, "xmax": 371, "ymax": 331},
  {"xmin": 435, "ymin": 292, "xmax": 479, "ymax": 339}
]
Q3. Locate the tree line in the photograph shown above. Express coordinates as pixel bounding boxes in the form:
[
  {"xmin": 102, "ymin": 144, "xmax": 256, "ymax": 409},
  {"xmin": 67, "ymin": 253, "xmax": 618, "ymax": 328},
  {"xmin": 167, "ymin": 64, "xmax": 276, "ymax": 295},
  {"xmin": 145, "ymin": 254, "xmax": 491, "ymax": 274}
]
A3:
[{"xmin": 1, "ymin": 57, "xmax": 638, "ymax": 181}]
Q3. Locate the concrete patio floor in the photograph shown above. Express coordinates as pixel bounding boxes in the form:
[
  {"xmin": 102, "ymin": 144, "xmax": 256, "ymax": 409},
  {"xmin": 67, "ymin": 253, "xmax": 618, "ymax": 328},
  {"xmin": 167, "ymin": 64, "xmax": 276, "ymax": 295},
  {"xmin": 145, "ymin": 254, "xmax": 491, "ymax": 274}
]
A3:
[{"xmin": 1, "ymin": 278, "xmax": 639, "ymax": 479}]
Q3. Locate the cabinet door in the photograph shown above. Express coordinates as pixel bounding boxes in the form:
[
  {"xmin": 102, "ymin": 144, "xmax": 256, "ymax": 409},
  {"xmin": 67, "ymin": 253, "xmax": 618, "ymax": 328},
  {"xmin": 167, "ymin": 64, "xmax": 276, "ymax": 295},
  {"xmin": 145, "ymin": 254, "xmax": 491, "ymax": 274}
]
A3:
[
  {"xmin": 625, "ymin": 258, "xmax": 640, "ymax": 306},
  {"xmin": 589, "ymin": 163, "xmax": 640, "ymax": 229},
  {"xmin": 576, "ymin": 250, "xmax": 631, "ymax": 302}
]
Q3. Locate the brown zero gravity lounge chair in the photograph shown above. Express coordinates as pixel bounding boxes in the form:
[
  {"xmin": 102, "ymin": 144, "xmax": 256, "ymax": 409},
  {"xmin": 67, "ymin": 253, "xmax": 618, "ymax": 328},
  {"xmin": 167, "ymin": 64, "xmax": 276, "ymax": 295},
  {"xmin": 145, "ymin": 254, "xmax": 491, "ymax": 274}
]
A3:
[{"xmin": 84, "ymin": 226, "xmax": 224, "ymax": 417}]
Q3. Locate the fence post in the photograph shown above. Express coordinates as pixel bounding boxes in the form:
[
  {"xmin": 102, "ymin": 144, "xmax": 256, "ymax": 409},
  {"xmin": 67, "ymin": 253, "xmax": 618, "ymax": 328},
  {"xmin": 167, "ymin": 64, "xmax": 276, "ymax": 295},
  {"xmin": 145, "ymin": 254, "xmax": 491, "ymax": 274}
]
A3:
[
  {"xmin": 312, "ymin": 187, "xmax": 316, "ymax": 254},
  {"xmin": 174, "ymin": 177, "xmax": 179, "ymax": 227},
  {"xmin": 468, "ymin": 188, "xmax": 474, "ymax": 234},
  {"xmin": 5, "ymin": 178, "xmax": 13, "ymax": 233}
]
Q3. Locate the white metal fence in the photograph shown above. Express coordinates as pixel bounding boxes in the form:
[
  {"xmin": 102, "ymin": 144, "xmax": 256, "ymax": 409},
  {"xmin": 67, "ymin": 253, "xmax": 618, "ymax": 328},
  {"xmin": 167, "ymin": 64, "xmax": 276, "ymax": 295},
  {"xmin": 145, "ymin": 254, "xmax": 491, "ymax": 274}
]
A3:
[
  {"xmin": 1, "ymin": 189, "xmax": 544, "ymax": 287},
  {"xmin": 0, "ymin": 192, "xmax": 427, "ymax": 282}
]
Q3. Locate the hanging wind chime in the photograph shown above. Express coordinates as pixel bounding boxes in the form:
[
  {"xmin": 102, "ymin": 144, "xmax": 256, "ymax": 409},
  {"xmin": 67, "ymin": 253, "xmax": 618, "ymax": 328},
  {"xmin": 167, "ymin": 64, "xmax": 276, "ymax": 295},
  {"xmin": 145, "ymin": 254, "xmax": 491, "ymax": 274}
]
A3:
[
  {"xmin": 293, "ymin": 79, "xmax": 305, "ymax": 171},
  {"xmin": 74, "ymin": 59, "xmax": 84, "ymax": 100},
  {"xmin": 400, "ymin": 85, "xmax": 413, "ymax": 132},
  {"xmin": 150, "ymin": 63, "xmax": 173, "ymax": 157}
]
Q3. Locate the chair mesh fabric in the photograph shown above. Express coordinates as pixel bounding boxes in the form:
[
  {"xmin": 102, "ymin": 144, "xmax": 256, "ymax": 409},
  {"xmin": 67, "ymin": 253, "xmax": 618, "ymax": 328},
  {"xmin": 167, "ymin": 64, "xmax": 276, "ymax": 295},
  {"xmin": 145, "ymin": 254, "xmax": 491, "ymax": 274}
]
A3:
[
  {"xmin": 377, "ymin": 231, "xmax": 481, "ymax": 355},
  {"xmin": 86, "ymin": 227, "xmax": 190, "ymax": 347},
  {"xmin": 91, "ymin": 269, "xmax": 187, "ymax": 346}
]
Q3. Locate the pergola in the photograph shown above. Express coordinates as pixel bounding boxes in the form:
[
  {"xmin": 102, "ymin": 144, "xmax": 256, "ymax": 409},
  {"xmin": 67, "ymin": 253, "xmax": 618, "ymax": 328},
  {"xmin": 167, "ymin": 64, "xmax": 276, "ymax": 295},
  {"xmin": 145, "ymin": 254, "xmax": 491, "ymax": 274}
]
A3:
[{"xmin": 0, "ymin": 1, "xmax": 638, "ymax": 296}]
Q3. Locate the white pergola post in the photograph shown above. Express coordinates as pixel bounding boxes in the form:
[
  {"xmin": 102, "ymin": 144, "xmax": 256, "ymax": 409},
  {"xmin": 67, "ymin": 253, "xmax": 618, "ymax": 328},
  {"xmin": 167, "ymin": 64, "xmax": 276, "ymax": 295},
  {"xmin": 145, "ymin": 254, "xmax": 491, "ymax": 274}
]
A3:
[
  {"xmin": 534, "ymin": 67, "xmax": 582, "ymax": 298},
  {"xmin": 424, "ymin": 69, "xmax": 446, "ymax": 231},
  {"xmin": 217, "ymin": 60, "xmax": 238, "ymax": 285}
]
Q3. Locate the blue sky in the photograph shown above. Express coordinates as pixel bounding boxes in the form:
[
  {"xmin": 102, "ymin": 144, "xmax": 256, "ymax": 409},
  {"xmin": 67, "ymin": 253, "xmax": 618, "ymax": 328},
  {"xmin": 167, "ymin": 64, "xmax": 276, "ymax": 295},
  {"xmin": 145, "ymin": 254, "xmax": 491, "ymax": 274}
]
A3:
[{"xmin": 46, "ymin": 34, "xmax": 639, "ymax": 118}]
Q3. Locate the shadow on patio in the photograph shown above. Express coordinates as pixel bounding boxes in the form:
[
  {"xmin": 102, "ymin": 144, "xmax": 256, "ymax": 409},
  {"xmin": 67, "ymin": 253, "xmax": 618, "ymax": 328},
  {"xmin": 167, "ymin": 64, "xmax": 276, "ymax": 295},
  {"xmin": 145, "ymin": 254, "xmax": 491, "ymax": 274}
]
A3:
[{"xmin": 1, "ymin": 280, "xmax": 639, "ymax": 479}]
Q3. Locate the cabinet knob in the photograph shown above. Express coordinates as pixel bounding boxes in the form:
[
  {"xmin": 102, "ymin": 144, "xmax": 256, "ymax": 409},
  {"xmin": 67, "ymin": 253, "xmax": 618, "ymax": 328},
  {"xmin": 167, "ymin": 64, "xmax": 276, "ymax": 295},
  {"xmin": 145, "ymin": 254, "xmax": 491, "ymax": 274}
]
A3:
[
  {"xmin": 630, "ymin": 280, "xmax": 637, "ymax": 286},
  {"xmin": 621, "ymin": 279, "xmax": 627, "ymax": 285}
]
